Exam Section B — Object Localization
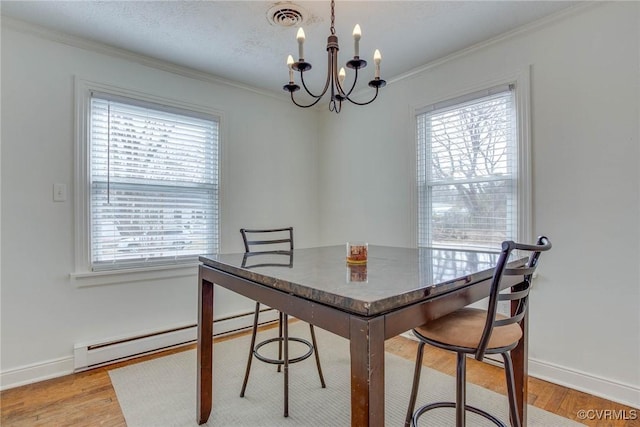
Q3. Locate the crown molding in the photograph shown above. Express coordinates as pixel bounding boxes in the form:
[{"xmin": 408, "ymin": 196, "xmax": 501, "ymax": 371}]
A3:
[
  {"xmin": 387, "ymin": 2, "xmax": 599, "ymax": 86},
  {"xmin": 0, "ymin": 16, "xmax": 286, "ymax": 102}
]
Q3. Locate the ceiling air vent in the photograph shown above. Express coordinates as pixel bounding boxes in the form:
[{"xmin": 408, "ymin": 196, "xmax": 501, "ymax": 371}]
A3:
[{"xmin": 267, "ymin": 3, "xmax": 307, "ymax": 27}]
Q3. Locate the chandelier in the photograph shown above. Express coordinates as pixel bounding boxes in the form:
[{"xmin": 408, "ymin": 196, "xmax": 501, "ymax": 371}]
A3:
[{"xmin": 283, "ymin": 0, "xmax": 386, "ymax": 113}]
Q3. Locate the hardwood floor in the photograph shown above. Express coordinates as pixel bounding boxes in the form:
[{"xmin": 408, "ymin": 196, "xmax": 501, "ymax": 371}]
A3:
[{"xmin": 1, "ymin": 327, "xmax": 637, "ymax": 426}]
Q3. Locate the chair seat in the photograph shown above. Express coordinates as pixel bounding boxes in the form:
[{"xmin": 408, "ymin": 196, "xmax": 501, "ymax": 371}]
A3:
[{"xmin": 414, "ymin": 308, "xmax": 522, "ymax": 351}]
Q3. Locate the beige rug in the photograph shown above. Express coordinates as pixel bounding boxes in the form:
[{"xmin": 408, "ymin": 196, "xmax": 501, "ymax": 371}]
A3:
[{"xmin": 109, "ymin": 323, "xmax": 584, "ymax": 426}]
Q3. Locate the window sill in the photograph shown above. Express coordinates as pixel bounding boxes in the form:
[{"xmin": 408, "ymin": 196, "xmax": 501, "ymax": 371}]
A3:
[{"xmin": 70, "ymin": 262, "xmax": 199, "ymax": 288}]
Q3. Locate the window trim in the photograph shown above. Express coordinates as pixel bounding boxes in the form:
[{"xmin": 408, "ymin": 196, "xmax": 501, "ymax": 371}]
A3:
[
  {"xmin": 410, "ymin": 69, "xmax": 532, "ymax": 248},
  {"xmin": 73, "ymin": 77, "xmax": 223, "ymax": 286}
]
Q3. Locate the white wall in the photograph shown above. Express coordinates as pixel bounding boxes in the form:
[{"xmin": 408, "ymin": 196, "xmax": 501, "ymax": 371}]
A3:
[
  {"xmin": 1, "ymin": 21, "xmax": 320, "ymax": 385},
  {"xmin": 318, "ymin": 2, "xmax": 639, "ymax": 406}
]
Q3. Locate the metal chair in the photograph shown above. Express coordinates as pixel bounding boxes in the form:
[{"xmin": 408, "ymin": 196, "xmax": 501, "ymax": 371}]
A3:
[
  {"xmin": 404, "ymin": 236, "xmax": 552, "ymax": 427},
  {"xmin": 239, "ymin": 227, "xmax": 326, "ymax": 417}
]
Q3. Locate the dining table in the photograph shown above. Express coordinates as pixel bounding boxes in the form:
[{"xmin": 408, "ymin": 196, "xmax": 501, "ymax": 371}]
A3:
[{"xmin": 196, "ymin": 245, "xmax": 529, "ymax": 426}]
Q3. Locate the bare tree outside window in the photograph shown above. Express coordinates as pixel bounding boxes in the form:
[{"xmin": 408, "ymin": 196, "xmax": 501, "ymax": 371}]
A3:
[{"xmin": 418, "ymin": 88, "xmax": 516, "ymax": 249}]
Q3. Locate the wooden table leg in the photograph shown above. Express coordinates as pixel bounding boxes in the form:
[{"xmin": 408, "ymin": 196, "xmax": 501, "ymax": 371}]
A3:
[
  {"xmin": 197, "ymin": 272, "xmax": 214, "ymax": 425},
  {"xmin": 349, "ymin": 316, "xmax": 385, "ymax": 427},
  {"xmin": 512, "ymin": 301, "xmax": 529, "ymax": 426}
]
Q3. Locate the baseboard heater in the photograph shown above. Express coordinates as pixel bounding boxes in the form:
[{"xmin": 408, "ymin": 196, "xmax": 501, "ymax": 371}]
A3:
[{"xmin": 73, "ymin": 308, "xmax": 278, "ymax": 371}]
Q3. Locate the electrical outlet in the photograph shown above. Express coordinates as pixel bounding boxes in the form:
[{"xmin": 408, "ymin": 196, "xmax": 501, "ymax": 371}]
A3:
[{"xmin": 53, "ymin": 183, "xmax": 67, "ymax": 202}]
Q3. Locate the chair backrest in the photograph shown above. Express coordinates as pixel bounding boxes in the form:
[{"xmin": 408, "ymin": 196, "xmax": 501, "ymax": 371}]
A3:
[
  {"xmin": 475, "ymin": 236, "xmax": 552, "ymax": 360},
  {"xmin": 239, "ymin": 227, "xmax": 294, "ymax": 268},
  {"xmin": 240, "ymin": 227, "xmax": 294, "ymax": 254},
  {"xmin": 241, "ymin": 251, "xmax": 294, "ymax": 269}
]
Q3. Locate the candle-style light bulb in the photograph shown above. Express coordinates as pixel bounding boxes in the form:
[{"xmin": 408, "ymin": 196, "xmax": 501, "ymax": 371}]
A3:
[
  {"xmin": 296, "ymin": 28, "xmax": 306, "ymax": 60},
  {"xmin": 352, "ymin": 24, "xmax": 361, "ymax": 58},
  {"xmin": 287, "ymin": 55, "xmax": 294, "ymax": 83},
  {"xmin": 338, "ymin": 67, "xmax": 346, "ymax": 88},
  {"xmin": 373, "ymin": 49, "xmax": 382, "ymax": 78}
]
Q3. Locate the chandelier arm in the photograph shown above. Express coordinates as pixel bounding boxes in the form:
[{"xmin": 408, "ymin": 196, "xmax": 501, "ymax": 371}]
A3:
[
  {"xmin": 344, "ymin": 86, "xmax": 380, "ymax": 106},
  {"xmin": 299, "ymin": 71, "xmax": 323, "ymax": 100},
  {"xmin": 289, "ymin": 91, "xmax": 324, "ymax": 108},
  {"xmin": 329, "ymin": 97, "xmax": 342, "ymax": 113},
  {"xmin": 298, "ymin": 51, "xmax": 333, "ymax": 100},
  {"xmin": 331, "ymin": 50, "xmax": 346, "ymax": 98},
  {"xmin": 341, "ymin": 67, "xmax": 360, "ymax": 98}
]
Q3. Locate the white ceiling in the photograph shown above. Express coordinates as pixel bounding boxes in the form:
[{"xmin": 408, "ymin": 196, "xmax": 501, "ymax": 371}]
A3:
[{"xmin": 1, "ymin": 1, "xmax": 580, "ymax": 96}]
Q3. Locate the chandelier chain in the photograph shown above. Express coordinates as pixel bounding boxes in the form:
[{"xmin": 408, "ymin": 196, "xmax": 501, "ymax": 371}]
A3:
[{"xmin": 330, "ymin": 0, "xmax": 336, "ymax": 35}]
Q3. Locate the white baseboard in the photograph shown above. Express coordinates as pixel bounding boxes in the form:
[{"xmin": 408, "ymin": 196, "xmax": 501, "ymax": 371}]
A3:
[
  {"xmin": 0, "ymin": 356, "xmax": 75, "ymax": 391},
  {"xmin": 529, "ymin": 358, "xmax": 640, "ymax": 409},
  {"xmin": 0, "ymin": 309, "xmax": 276, "ymax": 391}
]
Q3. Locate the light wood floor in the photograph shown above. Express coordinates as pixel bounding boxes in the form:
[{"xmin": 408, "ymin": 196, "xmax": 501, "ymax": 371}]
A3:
[{"xmin": 1, "ymin": 326, "xmax": 637, "ymax": 427}]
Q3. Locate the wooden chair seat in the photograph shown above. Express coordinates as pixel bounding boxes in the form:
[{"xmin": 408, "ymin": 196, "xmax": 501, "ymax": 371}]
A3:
[{"xmin": 414, "ymin": 307, "xmax": 522, "ymax": 351}]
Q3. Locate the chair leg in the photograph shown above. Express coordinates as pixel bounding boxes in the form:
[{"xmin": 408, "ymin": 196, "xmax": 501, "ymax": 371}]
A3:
[
  {"xmin": 240, "ymin": 302, "xmax": 260, "ymax": 397},
  {"xmin": 405, "ymin": 341, "xmax": 426, "ymax": 427},
  {"xmin": 455, "ymin": 352, "xmax": 467, "ymax": 427},
  {"xmin": 308, "ymin": 324, "xmax": 326, "ymax": 388},
  {"xmin": 283, "ymin": 313, "xmax": 289, "ymax": 417},
  {"xmin": 502, "ymin": 352, "xmax": 522, "ymax": 427},
  {"xmin": 277, "ymin": 311, "xmax": 283, "ymax": 373}
]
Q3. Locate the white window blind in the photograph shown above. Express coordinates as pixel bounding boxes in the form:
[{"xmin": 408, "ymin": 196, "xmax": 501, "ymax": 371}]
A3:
[
  {"xmin": 89, "ymin": 93, "xmax": 219, "ymax": 271},
  {"xmin": 417, "ymin": 85, "xmax": 517, "ymax": 249}
]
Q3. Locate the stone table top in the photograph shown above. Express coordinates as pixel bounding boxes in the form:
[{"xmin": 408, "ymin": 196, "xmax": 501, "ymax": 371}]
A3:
[{"xmin": 199, "ymin": 245, "xmax": 500, "ymax": 316}]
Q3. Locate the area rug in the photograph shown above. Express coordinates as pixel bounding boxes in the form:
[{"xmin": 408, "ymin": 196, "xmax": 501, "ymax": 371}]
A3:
[{"xmin": 109, "ymin": 323, "xmax": 583, "ymax": 426}]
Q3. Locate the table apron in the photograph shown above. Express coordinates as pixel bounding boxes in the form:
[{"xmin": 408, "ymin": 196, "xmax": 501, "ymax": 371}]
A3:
[
  {"xmin": 385, "ymin": 274, "xmax": 522, "ymax": 338},
  {"xmin": 199, "ymin": 265, "xmax": 352, "ymax": 339}
]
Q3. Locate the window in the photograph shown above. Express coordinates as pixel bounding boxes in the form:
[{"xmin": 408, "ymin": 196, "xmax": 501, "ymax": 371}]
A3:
[
  {"xmin": 78, "ymin": 87, "xmax": 219, "ymax": 272},
  {"xmin": 417, "ymin": 83, "xmax": 529, "ymax": 250}
]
